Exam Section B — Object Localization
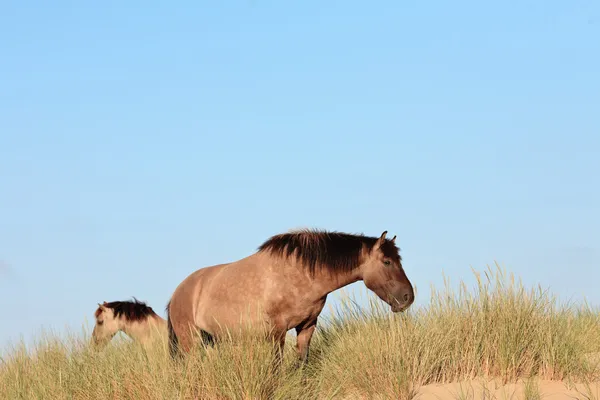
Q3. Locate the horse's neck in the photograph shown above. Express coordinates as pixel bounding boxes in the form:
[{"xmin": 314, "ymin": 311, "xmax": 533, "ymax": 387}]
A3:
[
  {"xmin": 152, "ymin": 315, "xmax": 168, "ymax": 332},
  {"xmin": 292, "ymin": 264, "xmax": 362, "ymax": 301},
  {"xmin": 121, "ymin": 316, "xmax": 166, "ymax": 341},
  {"xmin": 316, "ymin": 269, "xmax": 362, "ymax": 295},
  {"xmin": 119, "ymin": 320, "xmax": 141, "ymax": 341},
  {"xmin": 257, "ymin": 252, "xmax": 363, "ymax": 302}
]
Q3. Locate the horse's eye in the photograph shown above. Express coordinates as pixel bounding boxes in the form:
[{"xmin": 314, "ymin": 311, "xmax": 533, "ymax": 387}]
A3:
[
  {"xmin": 383, "ymin": 260, "xmax": 391, "ymax": 266},
  {"xmin": 97, "ymin": 320, "xmax": 104, "ymax": 325}
]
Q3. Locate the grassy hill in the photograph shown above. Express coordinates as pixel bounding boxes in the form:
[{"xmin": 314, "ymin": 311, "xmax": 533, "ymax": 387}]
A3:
[{"xmin": 2, "ymin": 265, "xmax": 600, "ymax": 399}]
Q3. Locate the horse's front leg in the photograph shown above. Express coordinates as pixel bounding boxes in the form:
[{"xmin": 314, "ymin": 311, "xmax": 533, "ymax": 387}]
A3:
[
  {"xmin": 295, "ymin": 323, "xmax": 316, "ymax": 366},
  {"xmin": 268, "ymin": 330, "xmax": 286, "ymax": 373}
]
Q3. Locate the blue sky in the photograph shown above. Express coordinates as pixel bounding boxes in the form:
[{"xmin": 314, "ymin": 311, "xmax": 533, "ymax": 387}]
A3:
[{"xmin": 1, "ymin": 0, "xmax": 599, "ymax": 349}]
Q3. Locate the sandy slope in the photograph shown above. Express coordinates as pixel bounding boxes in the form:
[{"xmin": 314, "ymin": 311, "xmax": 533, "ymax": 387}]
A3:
[
  {"xmin": 409, "ymin": 352, "xmax": 600, "ymax": 399},
  {"xmin": 415, "ymin": 379, "xmax": 600, "ymax": 399}
]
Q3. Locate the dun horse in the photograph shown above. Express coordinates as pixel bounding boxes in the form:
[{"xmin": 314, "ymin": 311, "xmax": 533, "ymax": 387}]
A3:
[
  {"xmin": 92, "ymin": 298, "xmax": 168, "ymax": 348},
  {"xmin": 166, "ymin": 229, "xmax": 414, "ymax": 363}
]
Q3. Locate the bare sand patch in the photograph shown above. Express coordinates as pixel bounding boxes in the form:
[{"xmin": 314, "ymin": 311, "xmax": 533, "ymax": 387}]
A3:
[{"xmin": 415, "ymin": 379, "xmax": 600, "ymax": 400}]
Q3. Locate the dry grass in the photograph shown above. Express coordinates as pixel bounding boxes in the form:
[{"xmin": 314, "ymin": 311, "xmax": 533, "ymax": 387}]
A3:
[{"xmin": 1, "ymin": 264, "xmax": 599, "ymax": 399}]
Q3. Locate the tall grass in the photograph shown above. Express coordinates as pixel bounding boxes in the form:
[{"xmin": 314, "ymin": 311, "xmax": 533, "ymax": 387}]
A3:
[{"xmin": 2, "ymin": 264, "xmax": 599, "ymax": 399}]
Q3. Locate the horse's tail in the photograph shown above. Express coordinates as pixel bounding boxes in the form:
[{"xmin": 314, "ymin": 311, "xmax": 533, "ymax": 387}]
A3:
[{"xmin": 166, "ymin": 299, "xmax": 179, "ymax": 359}]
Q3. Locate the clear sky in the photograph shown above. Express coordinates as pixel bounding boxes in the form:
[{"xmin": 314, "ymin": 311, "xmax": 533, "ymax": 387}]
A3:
[{"xmin": 1, "ymin": 1, "xmax": 599, "ymax": 349}]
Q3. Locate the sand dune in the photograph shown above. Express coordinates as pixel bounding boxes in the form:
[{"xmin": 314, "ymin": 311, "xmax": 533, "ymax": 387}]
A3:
[
  {"xmin": 413, "ymin": 352, "xmax": 600, "ymax": 399},
  {"xmin": 415, "ymin": 379, "xmax": 600, "ymax": 399}
]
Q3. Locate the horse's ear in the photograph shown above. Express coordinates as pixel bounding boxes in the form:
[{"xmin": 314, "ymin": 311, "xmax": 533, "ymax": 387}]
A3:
[
  {"xmin": 94, "ymin": 305, "xmax": 105, "ymax": 319},
  {"xmin": 374, "ymin": 231, "xmax": 388, "ymax": 250},
  {"xmin": 391, "ymin": 235, "xmax": 396, "ymax": 244}
]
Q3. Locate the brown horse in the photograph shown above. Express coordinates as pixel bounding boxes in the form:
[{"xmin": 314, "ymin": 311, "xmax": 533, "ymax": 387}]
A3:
[
  {"xmin": 92, "ymin": 298, "xmax": 168, "ymax": 348},
  {"xmin": 166, "ymin": 229, "xmax": 414, "ymax": 364}
]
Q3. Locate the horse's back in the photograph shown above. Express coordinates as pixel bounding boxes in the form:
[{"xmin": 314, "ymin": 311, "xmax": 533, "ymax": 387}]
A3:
[
  {"xmin": 193, "ymin": 254, "xmax": 277, "ymax": 336},
  {"xmin": 170, "ymin": 253, "xmax": 290, "ymax": 340},
  {"xmin": 168, "ymin": 263, "xmax": 228, "ymax": 341}
]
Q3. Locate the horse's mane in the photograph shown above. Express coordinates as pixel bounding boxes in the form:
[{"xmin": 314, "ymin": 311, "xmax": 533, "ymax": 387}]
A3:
[
  {"xmin": 95, "ymin": 298, "xmax": 158, "ymax": 322},
  {"xmin": 257, "ymin": 228, "xmax": 401, "ymax": 275}
]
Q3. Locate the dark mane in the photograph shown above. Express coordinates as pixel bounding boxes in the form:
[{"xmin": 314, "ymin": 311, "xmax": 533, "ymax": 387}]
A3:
[
  {"xmin": 97, "ymin": 298, "xmax": 158, "ymax": 322},
  {"xmin": 257, "ymin": 229, "xmax": 401, "ymax": 275}
]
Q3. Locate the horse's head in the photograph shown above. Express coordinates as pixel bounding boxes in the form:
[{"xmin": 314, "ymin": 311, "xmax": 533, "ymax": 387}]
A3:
[
  {"xmin": 361, "ymin": 231, "xmax": 414, "ymax": 312},
  {"xmin": 91, "ymin": 302, "xmax": 120, "ymax": 348}
]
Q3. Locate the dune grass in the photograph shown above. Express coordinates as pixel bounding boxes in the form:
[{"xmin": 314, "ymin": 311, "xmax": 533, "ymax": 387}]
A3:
[{"xmin": 2, "ymin": 264, "xmax": 600, "ymax": 399}]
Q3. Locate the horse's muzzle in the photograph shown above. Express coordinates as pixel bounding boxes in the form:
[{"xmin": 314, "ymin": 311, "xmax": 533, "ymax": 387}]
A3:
[{"xmin": 390, "ymin": 289, "xmax": 414, "ymax": 312}]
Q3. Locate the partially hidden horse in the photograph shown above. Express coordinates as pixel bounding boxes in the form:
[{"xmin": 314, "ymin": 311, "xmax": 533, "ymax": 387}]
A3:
[
  {"xmin": 166, "ymin": 229, "xmax": 415, "ymax": 364},
  {"xmin": 92, "ymin": 298, "xmax": 168, "ymax": 348}
]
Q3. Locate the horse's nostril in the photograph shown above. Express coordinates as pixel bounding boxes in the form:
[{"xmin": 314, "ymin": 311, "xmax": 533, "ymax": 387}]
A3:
[{"xmin": 403, "ymin": 293, "xmax": 410, "ymax": 302}]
